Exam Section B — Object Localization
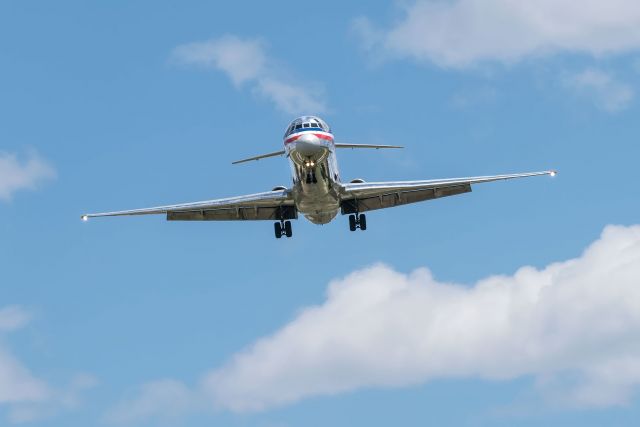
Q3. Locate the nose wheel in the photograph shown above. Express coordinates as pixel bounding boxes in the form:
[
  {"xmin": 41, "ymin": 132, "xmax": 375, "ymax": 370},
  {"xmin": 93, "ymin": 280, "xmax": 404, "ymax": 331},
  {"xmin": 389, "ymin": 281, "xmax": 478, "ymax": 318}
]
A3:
[
  {"xmin": 348, "ymin": 213, "xmax": 367, "ymax": 231},
  {"xmin": 274, "ymin": 220, "xmax": 293, "ymax": 239}
]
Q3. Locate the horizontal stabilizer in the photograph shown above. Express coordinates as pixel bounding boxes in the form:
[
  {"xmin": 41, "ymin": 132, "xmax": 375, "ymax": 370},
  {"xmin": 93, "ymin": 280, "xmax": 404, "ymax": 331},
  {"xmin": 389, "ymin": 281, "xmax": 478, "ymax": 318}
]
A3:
[
  {"xmin": 232, "ymin": 150, "xmax": 285, "ymax": 165},
  {"xmin": 335, "ymin": 143, "xmax": 403, "ymax": 149}
]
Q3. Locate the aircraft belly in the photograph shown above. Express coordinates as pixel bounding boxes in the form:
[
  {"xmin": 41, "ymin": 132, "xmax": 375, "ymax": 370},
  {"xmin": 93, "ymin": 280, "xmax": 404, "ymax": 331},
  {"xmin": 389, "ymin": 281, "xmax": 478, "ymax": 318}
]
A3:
[
  {"xmin": 287, "ymin": 140, "xmax": 341, "ymax": 225},
  {"xmin": 293, "ymin": 176, "xmax": 340, "ymax": 225}
]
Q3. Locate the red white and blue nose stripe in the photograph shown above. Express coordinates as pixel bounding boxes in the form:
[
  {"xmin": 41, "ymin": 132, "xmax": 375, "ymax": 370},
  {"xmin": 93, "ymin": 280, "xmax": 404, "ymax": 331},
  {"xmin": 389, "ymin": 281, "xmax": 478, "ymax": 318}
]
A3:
[{"xmin": 284, "ymin": 128, "xmax": 334, "ymax": 145}]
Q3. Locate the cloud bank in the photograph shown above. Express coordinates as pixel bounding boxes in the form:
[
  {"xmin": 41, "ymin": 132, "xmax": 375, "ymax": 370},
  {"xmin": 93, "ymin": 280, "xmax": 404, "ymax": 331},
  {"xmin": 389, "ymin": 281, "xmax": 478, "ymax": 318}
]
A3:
[
  {"xmin": 206, "ymin": 224, "xmax": 640, "ymax": 410},
  {"xmin": 172, "ymin": 35, "xmax": 327, "ymax": 115},
  {"xmin": 0, "ymin": 151, "xmax": 56, "ymax": 201},
  {"xmin": 111, "ymin": 224, "xmax": 640, "ymax": 420},
  {"xmin": 355, "ymin": 0, "xmax": 640, "ymax": 68}
]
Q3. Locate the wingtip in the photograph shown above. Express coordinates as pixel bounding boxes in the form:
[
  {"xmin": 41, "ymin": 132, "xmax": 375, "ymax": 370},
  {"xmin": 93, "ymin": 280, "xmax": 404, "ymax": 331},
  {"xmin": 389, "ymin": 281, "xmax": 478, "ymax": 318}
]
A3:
[
  {"xmin": 550, "ymin": 170, "xmax": 558, "ymax": 177},
  {"xmin": 81, "ymin": 215, "xmax": 89, "ymax": 222}
]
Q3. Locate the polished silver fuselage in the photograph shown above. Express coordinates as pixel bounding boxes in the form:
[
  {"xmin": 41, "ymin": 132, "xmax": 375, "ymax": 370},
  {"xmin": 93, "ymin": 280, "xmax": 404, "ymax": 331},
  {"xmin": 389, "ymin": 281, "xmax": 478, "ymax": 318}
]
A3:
[{"xmin": 284, "ymin": 131, "xmax": 342, "ymax": 224}]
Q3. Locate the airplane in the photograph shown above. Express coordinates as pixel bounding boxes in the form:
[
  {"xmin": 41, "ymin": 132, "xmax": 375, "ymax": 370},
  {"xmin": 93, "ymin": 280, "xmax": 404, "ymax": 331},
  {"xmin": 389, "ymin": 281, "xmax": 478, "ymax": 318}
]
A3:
[{"xmin": 81, "ymin": 115, "xmax": 556, "ymax": 238}]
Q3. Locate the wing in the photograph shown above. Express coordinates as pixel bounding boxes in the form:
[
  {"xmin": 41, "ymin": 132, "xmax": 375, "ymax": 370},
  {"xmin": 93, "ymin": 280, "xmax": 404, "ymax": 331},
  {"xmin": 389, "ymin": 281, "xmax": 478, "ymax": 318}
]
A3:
[
  {"xmin": 339, "ymin": 170, "xmax": 556, "ymax": 214},
  {"xmin": 81, "ymin": 189, "xmax": 296, "ymax": 221}
]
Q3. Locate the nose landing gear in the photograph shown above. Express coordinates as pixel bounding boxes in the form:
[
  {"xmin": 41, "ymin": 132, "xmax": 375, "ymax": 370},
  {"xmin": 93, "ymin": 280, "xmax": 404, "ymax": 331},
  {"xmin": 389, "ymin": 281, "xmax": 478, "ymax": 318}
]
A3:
[
  {"xmin": 348, "ymin": 213, "xmax": 367, "ymax": 231},
  {"xmin": 274, "ymin": 220, "xmax": 293, "ymax": 239},
  {"xmin": 305, "ymin": 171, "xmax": 318, "ymax": 184}
]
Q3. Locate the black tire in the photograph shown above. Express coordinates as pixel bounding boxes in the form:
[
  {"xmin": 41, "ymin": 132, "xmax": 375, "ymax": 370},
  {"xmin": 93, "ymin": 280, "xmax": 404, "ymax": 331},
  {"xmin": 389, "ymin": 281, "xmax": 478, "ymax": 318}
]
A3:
[
  {"xmin": 349, "ymin": 215, "xmax": 357, "ymax": 231},
  {"xmin": 274, "ymin": 222, "xmax": 282, "ymax": 239},
  {"xmin": 284, "ymin": 221, "xmax": 293, "ymax": 237},
  {"xmin": 359, "ymin": 214, "xmax": 367, "ymax": 231}
]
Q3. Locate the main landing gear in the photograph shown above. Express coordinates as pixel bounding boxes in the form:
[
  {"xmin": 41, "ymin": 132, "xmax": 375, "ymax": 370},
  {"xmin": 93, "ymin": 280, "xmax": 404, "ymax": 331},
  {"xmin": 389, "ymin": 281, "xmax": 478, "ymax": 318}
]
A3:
[
  {"xmin": 348, "ymin": 213, "xmax": 367, "ymax": 231},
  {"xmin": 274, "ymin": 220, "xmax": 293, "ymax": 239}
]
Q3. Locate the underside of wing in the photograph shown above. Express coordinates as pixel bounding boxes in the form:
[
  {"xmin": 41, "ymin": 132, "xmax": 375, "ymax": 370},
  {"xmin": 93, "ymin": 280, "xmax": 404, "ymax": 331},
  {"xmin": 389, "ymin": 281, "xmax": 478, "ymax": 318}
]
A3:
[
  {"xmin": 82, "ymin": 189, "xmax": 296, "ymax": 221},
  {"xmin": 339, "ymin": 170, "xmax": 556, "ymax": 214}
]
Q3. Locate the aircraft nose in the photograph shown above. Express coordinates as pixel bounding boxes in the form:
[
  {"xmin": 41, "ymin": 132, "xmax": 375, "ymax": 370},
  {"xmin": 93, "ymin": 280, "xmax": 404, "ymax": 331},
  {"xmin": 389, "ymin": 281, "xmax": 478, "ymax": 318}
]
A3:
[{"xmin": 295, "ymin": 133, "xmax": 323, "ymax": 156}]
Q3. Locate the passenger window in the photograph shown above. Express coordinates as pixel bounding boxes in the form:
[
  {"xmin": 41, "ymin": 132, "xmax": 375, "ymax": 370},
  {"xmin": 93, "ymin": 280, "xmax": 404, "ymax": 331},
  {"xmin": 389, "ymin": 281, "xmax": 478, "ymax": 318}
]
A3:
[{"xmin": 303, "ymin": 123, "xmax": 310, "ymax": 128}]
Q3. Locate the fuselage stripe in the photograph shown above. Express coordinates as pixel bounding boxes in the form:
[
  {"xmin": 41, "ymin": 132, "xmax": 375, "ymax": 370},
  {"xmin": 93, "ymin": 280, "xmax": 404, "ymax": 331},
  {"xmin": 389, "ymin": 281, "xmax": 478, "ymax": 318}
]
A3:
[
  {"xmin": 290, "ymin": 127, "xmax": 324, "ymax": 135},
  {"xmin": 284, "ymin": 131, "xmax": 334, "ymax": 145}
]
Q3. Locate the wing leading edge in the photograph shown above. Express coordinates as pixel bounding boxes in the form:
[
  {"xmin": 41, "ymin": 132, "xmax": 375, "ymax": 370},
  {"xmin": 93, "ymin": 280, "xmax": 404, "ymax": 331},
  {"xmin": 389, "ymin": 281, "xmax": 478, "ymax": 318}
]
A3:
[
  {"xmin": 81, "ymin": 189, "xmax": 296, "ymax": 222},
  {"xmin": 339, "ymin": 170, "xmax": 556, "ymax": 214}
]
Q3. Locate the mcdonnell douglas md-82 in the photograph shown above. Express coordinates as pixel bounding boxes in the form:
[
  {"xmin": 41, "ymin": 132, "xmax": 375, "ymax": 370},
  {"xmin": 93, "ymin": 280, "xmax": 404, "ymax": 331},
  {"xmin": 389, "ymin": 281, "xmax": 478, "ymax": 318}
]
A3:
[{"xmin": 82, "ymin": 116, "xmax": 556, "ymax": 238}]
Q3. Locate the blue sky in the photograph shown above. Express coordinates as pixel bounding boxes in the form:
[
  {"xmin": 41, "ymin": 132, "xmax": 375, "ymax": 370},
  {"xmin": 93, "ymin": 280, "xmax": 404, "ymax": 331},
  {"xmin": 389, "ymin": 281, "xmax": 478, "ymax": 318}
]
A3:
[{"xmin": 2, "ymin": 1, "xmax": 640, "ymax": 425}]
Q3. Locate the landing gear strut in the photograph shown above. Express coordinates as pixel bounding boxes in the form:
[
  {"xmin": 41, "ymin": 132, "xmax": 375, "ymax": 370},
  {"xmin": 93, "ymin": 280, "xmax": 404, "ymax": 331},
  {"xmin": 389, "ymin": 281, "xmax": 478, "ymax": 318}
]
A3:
[
  {"xmin": 274, "ymin": 220, "xmax": 293, "ymax": 239},
  {"xmin": 348, "ymin": 213, "xmax": 367, "ymax": 231},
  {"xmin": 305, "ymin": 171, "xmax": 317, "ymax": 184}
]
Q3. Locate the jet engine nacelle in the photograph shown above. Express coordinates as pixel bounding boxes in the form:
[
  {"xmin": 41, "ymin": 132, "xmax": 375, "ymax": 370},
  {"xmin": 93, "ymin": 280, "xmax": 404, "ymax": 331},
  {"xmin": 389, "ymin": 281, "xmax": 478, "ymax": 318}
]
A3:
[
  {"xmin": 350, "ymin": 178, "xmax": 366, "ymax": 184},
  {"xmin": 272, "ymin": 186, "xmax": 287, "ymax": 191}
]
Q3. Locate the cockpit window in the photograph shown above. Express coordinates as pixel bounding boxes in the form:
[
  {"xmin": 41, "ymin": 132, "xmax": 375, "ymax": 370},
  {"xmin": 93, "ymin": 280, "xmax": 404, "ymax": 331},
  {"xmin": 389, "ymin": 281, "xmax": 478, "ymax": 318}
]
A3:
[{"xmin": 285, "ymin": 118, "xmax": 331, "ymax": 137}]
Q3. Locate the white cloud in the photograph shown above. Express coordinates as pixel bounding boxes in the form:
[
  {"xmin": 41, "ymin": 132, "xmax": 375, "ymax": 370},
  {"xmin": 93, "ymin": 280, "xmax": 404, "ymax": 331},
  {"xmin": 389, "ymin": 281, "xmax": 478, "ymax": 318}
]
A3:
[
  {"xmin": 205, "ymin": 224, "xmax": 640, "ymax": 411},
  {"xmin": 106, "ymin": 379, "xmax": 198, "ymax": 424},
  {"xmin": 0, "ymin": 306, "xmax": 96, "ymax": 424},
  {"xmin": 0, "ymin": 349, "xmax": 50, "ymax": 405},
  {"xmin": 0, "ymin": 151, "xmax": 56, "ymax": 201},
  {"xmin": 355, "ymin": 0, "xmax": 640, "ymax": 68},
  {"xmin": 0, "ymin": 306, "xmax": 52, "ymax": 422},
  {"xmin": 0, "ymin": 306, "xmax": 31, "ymax": 332},
  {"xmin": 172, "ymin": 36, "xmax": 266, "ymax": 86},
  {"xmin": 564, "ymin": 68, "xmax": 635, "ymax": 112},
  {"xmin": 255, "ymin": 78, "xmax": 328, "ymax": 118},
  {"xmin": 172, "ymin": 35, "xmax": 327, "ymax": 115},
  {"xmin": 112, "ymin": 224, "xmax": 640, "ymax": 418}
]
